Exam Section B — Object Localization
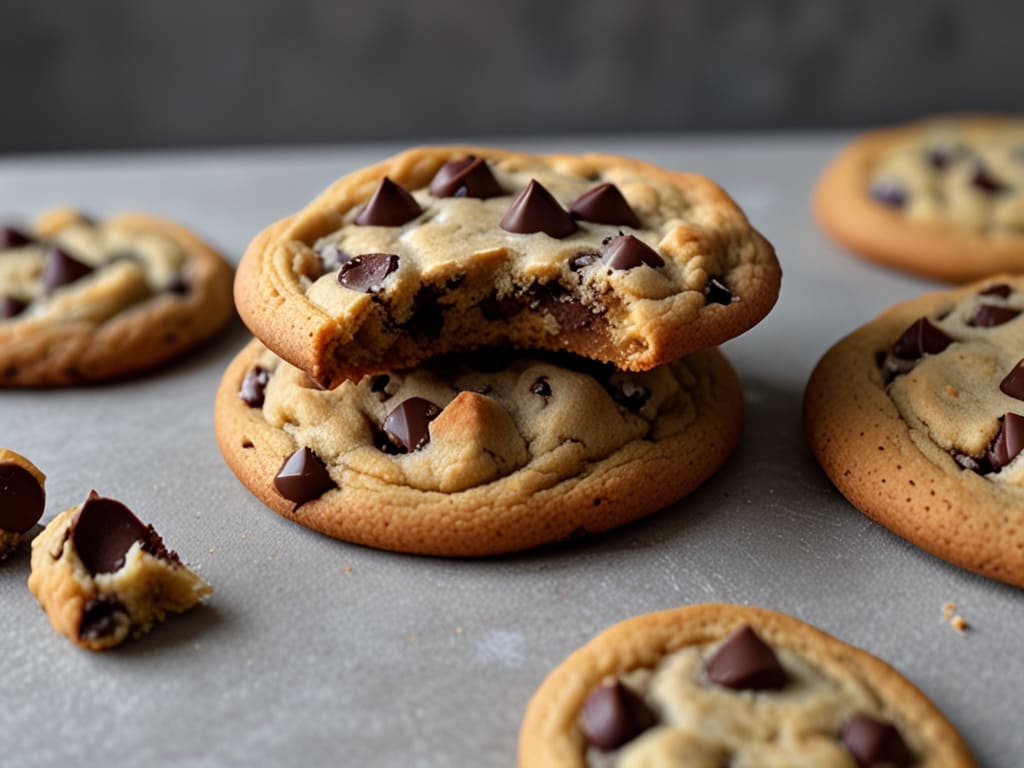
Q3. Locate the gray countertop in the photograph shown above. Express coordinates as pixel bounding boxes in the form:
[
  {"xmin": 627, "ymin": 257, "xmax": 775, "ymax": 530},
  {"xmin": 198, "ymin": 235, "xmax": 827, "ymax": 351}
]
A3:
[{"xmin": 1, "ymin": 135, "xmax": 1019, "ymax": 767}]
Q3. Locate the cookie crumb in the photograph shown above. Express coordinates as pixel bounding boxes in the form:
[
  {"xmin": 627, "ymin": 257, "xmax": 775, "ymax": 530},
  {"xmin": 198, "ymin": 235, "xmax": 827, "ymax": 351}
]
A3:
[
  {"xmin": 207, "ymin": 547, "xmax": 215, "ymax": 554},
  {"xmin": 951, "ymin": 615, "xmax": 969, "ymax": 633},
  {"xmin": 343, "ymin": 564, "xmax": 352, "ymax": 574},
  {"xmin": 942, "ymin": 601, "xmax": 957, "ymax": 621},
  {"xmin": 942, "ymin": 601, "xmax": 969, "ymax": 633},
  {"xmin": 943, "ymin": 384, "xmax": 960, "ymax": 398},
  {"xmin": 454, "ymin": 626, "xmax": 463, "ymax": 636}
]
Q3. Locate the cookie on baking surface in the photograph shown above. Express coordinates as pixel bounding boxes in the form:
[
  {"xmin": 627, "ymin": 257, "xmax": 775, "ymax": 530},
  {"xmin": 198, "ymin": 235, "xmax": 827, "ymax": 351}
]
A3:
[
  {"xmin": 214, "ymin": 338, "xmax": 742, "ymax": 557},
  {"xmin": 0, "ymin": 448, "xmax": 46, "ymax": 559},
  {"xmin": 0, "ymin": 208, "xmax": 234, "ymax": 386},
  {"xmin": 814, "ymin": 115, "xmax": 1024, "ymax": 283},
  {"xmin": 804, "ymin": 276, "xmax": 1024, "ymax": 587},
  {"xmin": 234, "ymin": 146, "xmax": 779, "ymax": 388},
  {"xmin": 28, "ymin": 491, "xmax": 211, "ymax": 651},
  {"xmin": 519, "ymin": 604, "xmax": 976, "ymax": 767}
]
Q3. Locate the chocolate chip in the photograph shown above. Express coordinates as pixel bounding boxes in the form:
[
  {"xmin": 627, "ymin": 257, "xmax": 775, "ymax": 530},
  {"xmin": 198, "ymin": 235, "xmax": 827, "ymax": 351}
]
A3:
[
  {"xmin": 841, "ymin": 714, "xmax": 912, "ymax": 768},
  {"xmin": 569, "ymin": 251, "xmax": 600, "ymax": 272},
  {"xmin": 569, "ymin": 183, "xmax": 641, "ymax": 228},
  {"xmin": 500, "ymin": 179, "xmax": 577, "ymax": 238},
  {"xmin": 530, "ymin": 377, "xmax": 551, "ymax": 398},
  {"xmin": 869, "ymin": 181, "xmax": 908, "ymax": 208},
  {"xmin": 970, "ymin": 164, "xmax": 1008, "ymax": 195},
  {"xmin": 42, "ymin": 246, "xmax": 94, "ymax": 293},
  {"xmin": 239, "ymin": 366, "xmax": 271, "ymax": 407},
  {"xmin": 891, "ymin": 317, "xmax": 954, "ymax": 360},
  {"xmin": 705, "ymin": 625, "xmax": 788, "ymax": 691},
  {"xmin": 1000, "ymin": 359, "xmax": 1024, "ymax": 401},
  {"xmin": 370, "ymin": 374, "xmax": 393, "ymax": 401},
  {"xmin": 166, "ymin": 277, "xmax": 190, "ymax": 296},
  {"xmin": 78, "ymin": 596, "xmax": 129, "ymax": 642},
  {"xmin": 338, "ymin": 253, "xmax": 400, "ymax": 292},
  {"xmin": 986, "ymin": 413, "xmax": 1024, "ymax": 470},
  {"xmin": 273, "ymin": 447, "xmax": 335, "ymax": 505},
  {"xmin": 401, "ymin": 286, "xmax": 445, "ymax": 340},
  {"xmin": 704, "ymin": 277, "xmax": 734, "ymax": 305},
  {"xmin": 382, "ymin": 397, "xmax": 441, "ymax": 453},
  {"xmin": 354, "ymin": 177, "xmax": 423, "ymax": 227},
  {"xmin": 579, "ymin": 681, "xmax": 656, "ymax": 751},
  {"xmin": 602, "ymin": 235, "xmax": 664, "ymax": 271},
  {"xmin": 70, "ymin": 492, "xmax": 173, "ymax": 575},
  {"xmin": 0, "ymin": 461, "xmax": 45, "ymax": 533},
  {"xmin": 607, "ymin": 373, "xmax": 650, "ymax": 411},
  {"xmin": 980, "ymin": 283, "xmax": 1013, "ymax": 299},
  {"xmin": 479, "ymin": 293, "xmax": 524, "ymax": 321},
  {"xmin": 926, "ymin": 143, "xmax": 962, "ymax": 169},
  {"xmin": 546, "ymin": 296, "xmax": 600, "ymax": 332},
  {"xmin": 969, "ymin": 304, "xmax": 1020, "ymax": 328},
  {"xmin": 429, "ymin": 156, "xmax": 503, "ymax": 199},
  {"xmin": 1, "ymin": 295, "xmax": 28, "ymax": 319},
  {"xmin": 1, "ymin": 226, "xmax": 34, "ymax": 248}
]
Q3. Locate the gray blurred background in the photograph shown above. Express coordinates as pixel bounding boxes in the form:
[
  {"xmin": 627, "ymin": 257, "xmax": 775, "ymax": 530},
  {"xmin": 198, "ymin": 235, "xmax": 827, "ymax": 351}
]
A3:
[{"xmin": 2, "ymin": 0, "xmax": 1022, "ymax": 153}]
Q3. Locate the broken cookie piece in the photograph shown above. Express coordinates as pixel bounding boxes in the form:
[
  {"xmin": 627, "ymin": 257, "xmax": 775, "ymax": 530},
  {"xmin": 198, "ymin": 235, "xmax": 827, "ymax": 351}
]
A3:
[
  {"xmin": 28, "ymin": 491, "xmax": 211, "ymax": 650},
  {"xmin": 0, "ymin": 448, "xmax": 46, "ymax": 559}
]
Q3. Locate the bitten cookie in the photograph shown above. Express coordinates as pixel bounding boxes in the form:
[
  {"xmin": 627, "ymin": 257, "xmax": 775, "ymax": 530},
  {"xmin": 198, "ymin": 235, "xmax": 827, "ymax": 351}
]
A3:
[
  {"xmin": 804, "ymin": 276, "xmax": 1024, "ymax": 587},
  {"xmin": 28, "ymin": 492, "xmax": 211, "ymax": 650},
  {"xmin": 813, "ymin": 114, "xmax": 1024, "ymax": 282},
  {"xmin": 0, "ymin": 208, "xmax": 234, "ymax": 386},
  {"xmin": 214, "ymin": 338, "xmax": 742, "ymax": 557},
  {"xmin": 234, "ymin": 146, "xmax": 780, "ymax": 387},
  {"xmin": 519, "ymin": 604, "xmax": 976, "ymax": 767},
  {"xmin": 0, "ymin": 448, "xmax": 46, "ymax": 559}
]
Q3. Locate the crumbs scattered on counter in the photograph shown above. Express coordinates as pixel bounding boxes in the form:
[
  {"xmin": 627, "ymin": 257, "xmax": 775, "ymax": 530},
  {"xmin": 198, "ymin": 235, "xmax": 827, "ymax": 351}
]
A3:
[
  {"xmin": 343, "ymin": 564, "xmax": 352, "ymax": 574},
  {"xmin": 942, "ymin": 602, "xmax": 969, "ymax": 633}
]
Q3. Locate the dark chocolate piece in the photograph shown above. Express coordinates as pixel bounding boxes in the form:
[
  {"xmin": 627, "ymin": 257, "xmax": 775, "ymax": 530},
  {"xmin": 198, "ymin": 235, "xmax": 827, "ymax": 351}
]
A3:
[
  {"xmin": 354, "ymin": 177, "xmax": 422, "ymax": 227},
  {"xmin": 704, "ymin": 277, "xmax": 734, "ymax": 305},
  {"xmin": 500, "ymin": 180, "xmax": 577, "ymax": 238},
  {"xmin": 1000, "ymin": 359, "xmax": 1024, "ymax": 401},
  {"xmin": 607, "ymin": 373, "xmax": 650, "ymax": 411},
  {"xmin": 479, "ymin": 293, "xmax": 524, "ymax": 321},
  {"xmin": 570, "ymin": 183, "xmax": 641, "ymax": 228},
  {"xmin": 70, "ymin": 492, "xmax": 174, "ymax": 575},
  {"xmin": 970, "ymin": 164, "xmax": 1008, "ymax": 195},
  {"xmin": 0, "ymin": 461, "xmax": 45, "ymax": 533},
  {"xmin": 869, "ymin": 181, "xmax": 908, "ymax": 208},
  {"xmin": 926, "ymin": 143, "xmax": 962, "ymax": 169},
  {"xmin": 987, "ymin": 413, "xmax": 1024, "ymax": 470},
  {"xmin": 1, "ymin": 295, "xmax": 28, "ymax": 319},
  {"xmin": 0, "ymin": 226, "xmax": 34, "ymax": 248},
  {"xmin": 545, "ymin": 296, "xmax": 600, "ymax": 332},
  {"xmin": 370, "ymin": 375, "xmax": 392, "ymax": 401},
  {"xmin": 42, "ymin": 246, "xmax": 94, "ymax": 293},
  {"xmin": 969, "ymin": 304, "xmax": 1020, "ymax": 328},
  {"xmin": 166, "ymin": 277, "xmax": 190, "ymax": 296},
  {"xmin": 429, "ymin": 156, "xmax": 502, "ymax": 199},
  {"xmin": 980, "ymin": 283, "xmax": 1013, "ymax": 299},
  {"xmin": 891, "ymin": 317, "xmax": 954, "ymax": 360},
  {"xmin": 841, "ymin": 714, "xmax": 912, "ymax": 768},
  {"xmin": 338, "ymin": 253, "xmax": 400, "ymax": 292},
  {"xmin": 530, "ymin": 377, "xmax": 551, "ymax": 398},
  {"xmin": 239, "ymin": 366, "xmax": 272, "ymax": 407},
  {"xmin": 382, "ymin": 397, "xmax": 441, "ymax": 453},
  {"xmin": 706, "ymin": 625, "xmax": 788, "ymax": 691},
  {"xmin": 273, "ymin": 447, "xmax": 335, "ymax": 505},
  {"xmin": 78, "ymin": 596, "xmax": 129, "ymax": 642},
  {"xmin": 402, "ymin": 286, "xmax": 445, "ymax": 340},
  {"xmin": 602, "ymin": 235, "xmax": 664, "ymax": 271},
  {"xmin": 579, "ymin": 681, "xmax": 656, "ymax": 751}
]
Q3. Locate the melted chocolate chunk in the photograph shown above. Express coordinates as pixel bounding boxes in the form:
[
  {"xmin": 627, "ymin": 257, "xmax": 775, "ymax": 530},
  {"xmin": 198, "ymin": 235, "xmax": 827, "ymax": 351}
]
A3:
[
  {"xmin": 429, "ymin": 156, "xmax": 502, "ymax": 199},
  {"xmin": 987, "ymin": 413, "xmax": 1024, "ymax": 470},
  {"xmin": 338, "ymin": 253, "xmax": 400, "ymax": 292},
  {"xmin": 370, "ymin": 374, "xmax": 392, "ymax": 401},
  {"xmin": 0, "ymin": 461, "xmax": 45, "ymax": 533},
  {"xmin": 273, "ymin": 447, "xmax": 335, "ymax": 505},
  {"xmin": 239, "ymin": 366, "xmax": 272, "ymax": 407},
  {"xmin": 1000, "ymin": 359, "xmax": 1024, "ymax": 401},
  {"xmin": 579, "ymin": 682, "xmax": 656, "ymax": 751},
  {"xmin": 607, "ymin": 373, "xmax": 650, "ymax": 411},
  {"xmin": 0, "ymin": 226, "xmax": 34, "ymax": 248},
  {"xmin": 969, "ymin": 304, "xmax": 1021, "ymax": 328},
  {"xmin": 569, "ymin": 183, "xmax": 641, "ymax": 228},
  {"xmin": 841, "ymin": 714, "xmax": 912, "ymax": 768},
  {"xmin": 355, "ymin": 177, "xmax": 423, "ymax": 227},
  {"xmin": 382, "ymin": 397, "xmax": 442, "ymax": 453},
  {"xmin": 704, "ymin": 277, "xmax": 734, "ymax": 305},
  {"xmin": 705, "ymin": 625, "xmax": 788, "ymax": 691},
  {"xmin": 479, "ymin": 292, "xmax": 524, "ymax": 321},
  {"xmin": 970, "ymin": 164, "xmax": 1008, "ymax": 195},
  {"xmin": 569, "ymin": 251, "xmax": 600, "ymax": 272},
  {"xmin": 980, "ymin": 283, "xmax": 1013, "ymax": 299},
  {"xmin": 500, "ymin": 180, "xmax": 577, "ymax": 238},
  {"xmin": 602, "ymin": 235, "xmax": 664, "ymax": 271},
  {"xmin": 70, "ymin": 492, "xmax": 175, "ymax": 575},
  {"xmin": 530, "ymin": 377, "xmax": 551, "ymax": 398},
  {"xmin": 869, "ymin": 181, "xmax": 908, "ymax": 209},
  {"xmin": 42, "ymin": 246, "xmax": 94, "ymax": 293},
  {"xmin": 401, "ymin": 286, "xmax": 445, "ymax": 340},
  {"xmin": 891, "ymin": 317, "xmax": 954, "ymax": 360},
  {"xmin": 1, "ymin": 295, "xmax": 28, "ymax": 319},
  {"xmin": 545, "ymin": 296, "xmax": 600, "ymax": 332},
  {"xmin": 78, "ymin": 596, "xmax": 129, "ymax": 642}
]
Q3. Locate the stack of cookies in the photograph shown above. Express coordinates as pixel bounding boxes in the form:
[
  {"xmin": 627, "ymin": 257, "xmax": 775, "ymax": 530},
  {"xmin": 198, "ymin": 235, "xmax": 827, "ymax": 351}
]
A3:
[{"xmin": 216, "ymin": 147, "xmax": 781, "ymax": 556}]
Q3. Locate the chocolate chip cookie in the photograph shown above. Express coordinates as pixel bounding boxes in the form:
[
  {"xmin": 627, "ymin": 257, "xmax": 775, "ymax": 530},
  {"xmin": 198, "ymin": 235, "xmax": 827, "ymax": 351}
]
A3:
[
  {"xmin": 234, "ymin": 146, "xmax": 780, "ymax": 388},
  {"xmin": 519, "ymin": 604, "xmax": 975, "ymax": 767},
  {"xmin": 28, "ymin": 492, "xmax": 211, "ymax": 650},
  {"xmin": 814, "ymin": 115, "xmax": 1024, "ymax": 282},
  {"xmin": 0, "ymin": 448, "xmax": 46, "ymax": 559},
  {"xmin": 804, "ymin": 276, "xmax": 1024, "ymax": 587},
  {"xmin": 214, "ymin": 337, "xmax": 742, "ymax": 556},
  {"xmin": 0, "ymin": 208, "xmax": 234, "ymax": 386}
]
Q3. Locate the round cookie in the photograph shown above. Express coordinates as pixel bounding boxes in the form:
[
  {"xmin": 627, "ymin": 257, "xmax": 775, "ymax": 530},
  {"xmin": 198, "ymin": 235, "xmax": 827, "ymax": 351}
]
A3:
[
  {"xmin": 214, "ymin": 338, "xmax": 743, "ymax": 557},
  {"xmin": 519, "ymin": 604, "xmax": 976, "ymax": 767},
  {"xmin": 814, "ymin": 114, "xmax": 1024, "ymax": 283},
  {"xmin": 0, "ymin": 448, "xmax": 46, "ymax": 559},
  {"xmin": 0, "ymin": 208, "xmax": 234, "ymax": 386},
  {"xmin": 234, "ymin": 146, "xmax": 780, "ymax": 388},
  {"xmin": 804, "ymin": 276, "xmax": 1024, "ymax": 587}
]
